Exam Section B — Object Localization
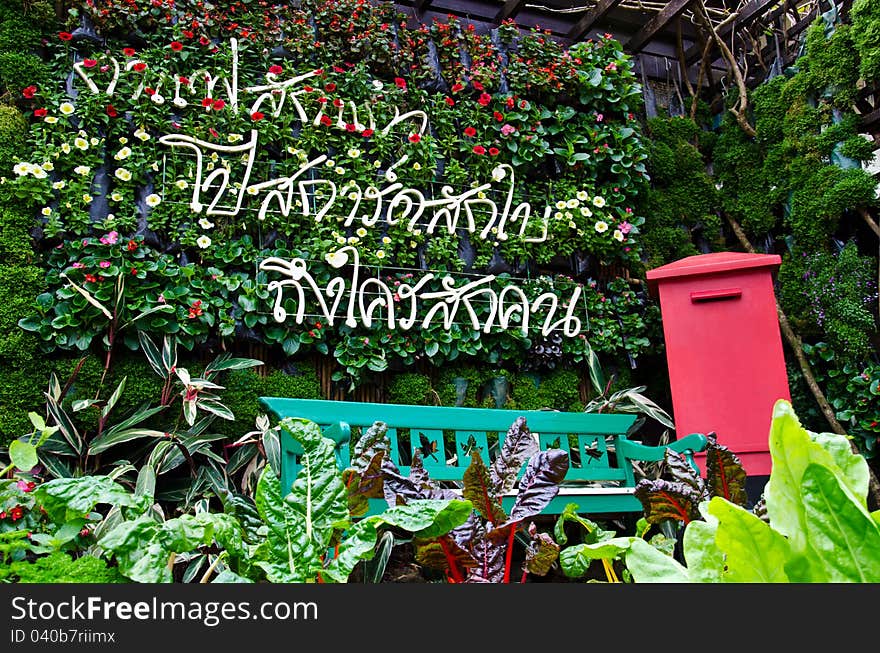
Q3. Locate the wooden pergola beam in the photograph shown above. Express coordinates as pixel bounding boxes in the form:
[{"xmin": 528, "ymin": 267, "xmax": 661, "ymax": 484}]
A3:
[
  {"xmin": 683, "ymin": 0, "xmax": 782, "ymax": 64},
  {"xmin": 494, "ymin": 0, "xmax": 527, "ymax": 24},
  {"xmin": 566, "ymin": 0, "xmax": 625, "ymax": 42},
  {"xmin": 624, "ymin": 0, "xmax": 695, "ymax": 54}
]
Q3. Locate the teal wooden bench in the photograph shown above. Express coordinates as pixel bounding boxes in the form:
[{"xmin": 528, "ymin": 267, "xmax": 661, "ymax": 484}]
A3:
[{"xmin": 259, "ymin": 397, "xmax": 708, "ymax": 517}]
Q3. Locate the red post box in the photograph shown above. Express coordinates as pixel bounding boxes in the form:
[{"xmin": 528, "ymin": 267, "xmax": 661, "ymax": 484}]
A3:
[{"xmin": 646, "ymin": 252, "xmax": 791, "ymax": 477}]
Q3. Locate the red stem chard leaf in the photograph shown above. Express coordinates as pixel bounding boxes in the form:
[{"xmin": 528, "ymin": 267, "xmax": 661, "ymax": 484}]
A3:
[
  {"xmin": 490, "ymin": 448, "xmax": 569, "ymax": 538},
  {"xmin": 662, "ymin": 447, "xmax": 707, "ymax": 497},
  {"xmin": 704, "ymin": 433, "xmax": 749, "ymax": 507},
  {"xmin": 348, "ymin": 421, "xmax": 391, "ymax": 475},
  {"xmin": 489, "ymin": 416, "xmax": 539, "ymax": 495},
  {"xmin": 466, "ymin": 536, "xmax": 507, "ymax": 583},
  {"xmin": 463, "ymin": 451, "xmax": 507, "ymax": 525},
  {"xmin": 634, "ymin": 478, "xmax": 703, "ymax": 524},
  {"xmin": 414, "ymin": 534, "xmax": 478, "ymax": 578}
]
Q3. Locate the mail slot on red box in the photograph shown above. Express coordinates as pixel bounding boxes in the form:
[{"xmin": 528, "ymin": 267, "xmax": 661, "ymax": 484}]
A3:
[{"xmin": 646, "ymin": 252, "xmax": 791, "ymax": 477}]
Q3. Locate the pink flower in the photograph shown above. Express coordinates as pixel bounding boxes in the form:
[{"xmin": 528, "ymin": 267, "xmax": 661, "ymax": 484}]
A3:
[
  {"xmin": 596, "ymin": 113, "xmax": 604, "ymax": 122},
  {"xmin": 100, "ymin": 231, "xmax": 119, "ymax": 245},
  {"xmin": 99, "ymin": 261, "xmax": 111, "ymax": 268},
  {"xmin": 72, "ymin": 262, "xmax": 85, "ymax": 268},
  {"xmin": 501, "ymin": 124, "xmax": 516, "ymax": 136},
  {"xmin": 619, "ymin": 221, "xmax": 632, "ymax": 234}
]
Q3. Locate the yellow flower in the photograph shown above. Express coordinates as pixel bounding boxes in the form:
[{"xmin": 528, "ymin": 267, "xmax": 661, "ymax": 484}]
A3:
[
  {"xmin": 44, "ymin": 116, "xmax": 58, "ymax": 124},
  {"xmin": 114, "ymin": 168, "xmax": 132, "ymax": 181},
  {"xmin": 110, "ymin": 192, "xmax": 123, "ymax": 202},
  {"xmin": 52, "ymin": 181, "xmax": 65, "ymax": 190},
  {"xmin": 114, "ymin": 147, "xmax": 131, "ymax": 160},
  {"xmin": 82, "ymin": 194, "xmax": 93, "ymax": 204},
  {"xmin": 134, "ymin": 128, "xmax": 150, "ymax": 141},
  {"xmin": 41, "ymin": 162, "xmax": 54, "ymax": 171},
  {"xmin": 41, "ymin": 207, "xmax": 52, "ymax": 216},
  {"xmin": 175, "ymin": 179, "xmax": 189, "ymax": 190},
  {"xmin": 74, "ymin": 137, "xmax": 88, "ymax": 151}
]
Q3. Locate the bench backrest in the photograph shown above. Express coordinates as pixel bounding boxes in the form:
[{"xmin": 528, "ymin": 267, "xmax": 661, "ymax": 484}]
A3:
[{"xmin": 259, "ymin": 397, "xmax": 639, "ymax": 490}]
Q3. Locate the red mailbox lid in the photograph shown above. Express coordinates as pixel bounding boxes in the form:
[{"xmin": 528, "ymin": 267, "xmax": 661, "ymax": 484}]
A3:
[{"xmin": 646, "ymin": 252, "xmax": 781, "ymax": 297}]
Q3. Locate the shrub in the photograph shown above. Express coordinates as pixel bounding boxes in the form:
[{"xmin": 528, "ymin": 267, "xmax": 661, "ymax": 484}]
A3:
[{"xmin": 387, "ymin": 372, "xmax": 433, "ymax": 405}]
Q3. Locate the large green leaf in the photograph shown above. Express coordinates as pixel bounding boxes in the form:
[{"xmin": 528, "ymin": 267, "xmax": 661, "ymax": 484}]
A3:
[
  {"xmin": 88, "ymin": 428, "xmax": 167, "ymax": 455},
  {"xmin": 800, "ymin": 463, "xmax": 880, "ymax": 582},
  {"xmin": 559, "ymin": 537, "xmax": 634, "ymax": 579},
  {"xmin": 252, "ymin": 465, "xmax": 320, "ymax": 583},
  {"xmin": 9, "ymin": 440, "xmax": 38, "ymax": 472},
  {"xmin": 708, "ymin": 497, "xmax": 792, "ymax": 583},
  {"xmin": 624, "ymin": 537, "xmax": 691, "ymax": 582},
  {"xmin": 681, "ymin": 520, "xmax": 725, "ymax": 583},
  {"xmin": 34, "ymin": 476, "xmax": 146, "ymax": 523},
  {"xmin": 765, "ymin": 400, "xmax": 870, "ymax": 550}
]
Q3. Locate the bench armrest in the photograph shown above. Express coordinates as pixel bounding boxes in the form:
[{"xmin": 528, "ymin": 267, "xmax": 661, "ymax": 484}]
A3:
[{"xmin": 616, "ymin": 432, "xmax": 709, "ymax": 474}]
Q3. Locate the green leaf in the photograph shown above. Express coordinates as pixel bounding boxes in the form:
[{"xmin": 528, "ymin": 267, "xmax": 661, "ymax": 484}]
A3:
[
  {"xmin": 137, "ymin": 330, "xmax": 165, "ymax": 378},
  {"xmin": 35, "ymin": 476, "xmax": 143, "ymax": 523},
  {"xmin": 102, "ymin": 377, "xmax": 127, "ymax": 419},
  {"xmin": 681, "ymin": 519, "xmax": 725, "ymax": 583},
  {"xmin": 708, "ymin": 497, "xmax": 792, "ymax": 582},
  {"xmin": 559, "ymin": 537, "xmax": 634, "ymax": 578},
  {"xmin": 800, "ymin": 463, "xmax": 880, "ymax": 582},
  {"xmin": 204, "ymin": 355, "xmax": 263, "ymax": 376},
  {"xmin": 624, "ymin": 537, "xmax": 691, "ymax": 582},
  {"xmin": 9, "ymin": 440, "xmax": 38, "ymax": 472},
  {"xmin": 88, "ymin": 427, "xmax": 167, "ymax": 455}
]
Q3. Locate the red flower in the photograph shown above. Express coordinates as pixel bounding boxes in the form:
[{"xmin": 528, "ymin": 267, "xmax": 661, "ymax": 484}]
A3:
[
  {"xmin": 83, "ymin": 58, "xmax": 98, "ymax": 68},
  {"xmin": 408, "ymin": 133, "xmax": 421, "ymax": 143},
  {"xmin": 131, "ymin": 268, "xmax": 138, "ymax": 275},
  {"xmin": 333, "ymin": 98, "xmax": 344, "ymax": 108},
  {"xmin": 251, "ymin": 111, "xmax": 265, "ymax": 121},
  {"xmin": 209, "ymin": 127, "xmax": 219, "ymax": 138},
  {"xmin": 506, "ymin": 96, "xmax": 515, "ymax": 109},
  {"xmin": 145, "ymin": 87, "xmax": 156, "ymax": 96},
  {"xmin": 201, "ymin": 97, "xmax": 213, "ymax": 107},
  {"xmin": 472, "ymin": 145, "xmax": 486, "ymax": 155},
  {"xmin": 22, "ymin": 85, "xmax": 36, "ymax": 98},
  {"xmin": 362, "ymin": 128, "xmax": 374, "ymax": 137},
  {"xmin": 188, "ymin": 300, "xmax": 203, "ymax": 319},
  {"xmin": 85, "ymin": 273, "xmax": 98, "ymax": 283},
  {"xmin": 325, "ymin": 82, "xmax": 337, "ymax": 92},
  {"xmin": 320, "ymin": 114, "xmax": 332, "ymax": 127},
  {"xmin": 444, "ymin": 97, "xmax": 455, "ymax": 107},
  {"xmin": 127, "ymin": 239, "xmax": 138, "ymax": 251},
  {"xmin": 394, "ymin": 77, "xmax": 407, "ymax": 89},
  {"xmin": 123, "ymin": 47, "xmax": 136, "ymax": 57},
  {"xmin": 9, "ymin": 506, "xmax": 23, "ymax": 521},
  {"xmin": 478, "ymin": 93, "xmax": 491, "ymax": 106},
  {"xmin": 182, "ymin": 29, "xmax": 194, "ymax": 39},
  {"xmin": 133, "ymin": 62, "xmax": 147, "ymax": 72},
  {"xmin": 105, "ymin": 104, "xmax": 118, "ymax": 117},
  {"xmin": 58, "ymin": 32, "xmax": 73, "ymax": 41},
  {"xmin": 179, "ymin": 75, "xmax": 190, "ymax": 85},
  {"xmin": 199, "ymin": 35, "xmax": 211, "ymax": 45},
  {"xmin": 472, "ymin": 80, "xmax": 484, "ymax": 91},
  {"xmin": 212, "ymin": 99, "xmax": 225, "ymax": 110},
  {"xmin": 317, "ymin": 96, "xmax": 327, "ymax": 104},
  {"xmin": 269, "ymin": 65, "xmax": 283, "ymax": 75},
  {"xmin": 170, "ymin": 41, "xmax": 184, "ymax": 51},
  {"xmin": 34, "ymin": 108, "xmax": 47, "ymax": 117},
  {"xmin": 345, "ymin": 123, "xmax": 357, "ymax": 132},
  {"xmin": 464, "ymin": 126, "xmax": 476, "ymax": 137},
  {"xmin": 303, "ymin": 85, "xmax": 314, "ymax": 92},
  {"xmin": 493, "ymin": 111, "xmax": 504, "ymax": 122},
  {"xmin": 451, "ymin": 82, "xmax": 464, "ymax": 93},
  {"xmin": 489, "ymin": 147, "xmax": 500, "ymax": 156}
]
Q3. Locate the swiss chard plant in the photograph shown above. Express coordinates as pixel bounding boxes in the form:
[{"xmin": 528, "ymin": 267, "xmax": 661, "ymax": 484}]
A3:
[
  {"xmin": 560, "ymin": 400, "xmax": 880, "ymax": 582},
  {"xmin": 345, "ymin": 416, "xmax": 570, "ymax": 582}
]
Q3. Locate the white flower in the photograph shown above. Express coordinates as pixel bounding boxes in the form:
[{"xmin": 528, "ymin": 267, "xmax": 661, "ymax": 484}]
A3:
[
  {"xmin": 382, "ymin": 236, "xmax": 391, "ymax": 244},
  {"xmin": 491, "ymin": 166, "xmax": 506, "ymax": 182},
  {"xmin": 82, "ymin": 194, "xmax": 93, "ymax": 204},
  {"xmin": 228, "ymin": 133, "xmax": 243, "ymax": 143},
  {"xmin": 348, "ymin": 236, "xmax": 358, "ymax": 244},
  {"xmin": 567, "ymin": 198, "xmax": 579, "ymax": 208},
  {"xmin": 576, "ymin": 190, "xmax": 588, "ymax": 201},
  {"xmin": 60, "ymin": 143, "xmax": 71, "ymax": 154},
  {"xmin": 196, "ymin": 235, "xmax": 212, "ymax": 249},
  {"xmin": 568, "ymin": 220, "xmax": 577, "ymax": 228},
  {"xmin": 336, "ymin": 236, "xmax": 346, "ymax": 244},
  {"xmin": 372, "ymin": 80, "xmax": 384, "ymax": 91},
  {"xmin": 555, "ymin": 200, "xmax": 566, "ymax": 210},
  {"xmin": 613, "ymin": 229, "xmax": 624, "ymax": 242},
  {"xmin": 114, "ymin": 147, "xmax": 131, "ymax": 160},
  {"xmin": 52, "ymin": 180, "xmax": 66, "ymax": 189},
  {"xmin": 594, "ymin": 220, "xmax": 608, "ymax": 233},
  {"xmin": 175, "ymin": 179, "xmax": 189, "ymax": 190},
  {"xmin": 374, "ymin": 160, "xmax": 382, "ymax": 168},
  {"xmin": 44, "ymin": 116, "xmax": 58, "ymax": 124},
  {"xmin": 41, "ymin": 162, "xmax": 54, "ymax": 171},
  {"xmin": 41, "ymin": 207, "xmax": 52, "ymax": 216},
  {"xmin": 110, "ymin": 192, "xmax": 123, "ymax": 202},
  {"xmin": 347, "ymin": 148, "xmax": 360, "ymax": 158},
  {"xmin": 90, "ymin": 137, "xmax": 99, "ymax": 146},
  {"xmin": 198, "ymin": 218, "xmax": 214, "ymax": 229},
  {"xmin": 145, "ymin": 193, "xmax": 162, "ymax": 207},
  {"xmin": 31, "ymin": 166, "xmax": 47, "ymax": 178},
  {"xmin": 592, "ymin": 195, "xmax": 606, "ymax": 208},
  {"xmin": 134, "ymin": 128, "xmax": 150, "ymax": 141},
  {"xmin": 119, "ymin": 137, "xmax": 128, "ymax": 145},
  {"xmin": 325, "ymin": 159, "xmax": 335, "ymax": 167},
  {"xmin": 376, "ymin": 250, "xmax": 385, "ymax": 259},
  {"xmin": 554, "ymin": 211, "xmax": 563, "ymax": 220},
  {"xmin": 356, "ymin": 227, "xmax": 367, "ymax": 237},
  {"xmin": 106, "ymin": 213, "xmax": 115, "ymax": 221},
  {"xmin": 246, "ymin": 186, "xmax": 259, "ymax": 195},
  {"xmin": 12, "ymin": 162, "xmax": 29, "ymax": 176},
  {"xmin": 579, "ymin": 206, "xmax": 593, "ymax": 217},
  {"xmin": 334, "ymin": 166, "xmax": 344, "ymax": 175},
  {"xmin": 347, "ymin": 191, "xmax": 358, "ymax": 201},
  {"xmin": 412, "ymin": 162, "xmax": 421, "ymax": 171},
  {"xmin": 59, "ymin": 102, "xmax": 75, "ymax": 115},
  {"xmin": 114, "ymin": 168, "xmax": 132, "ymax": 181},
  {"xmin": 74, "ymin": 137, "xmax": 89, "ymax": 151}
]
